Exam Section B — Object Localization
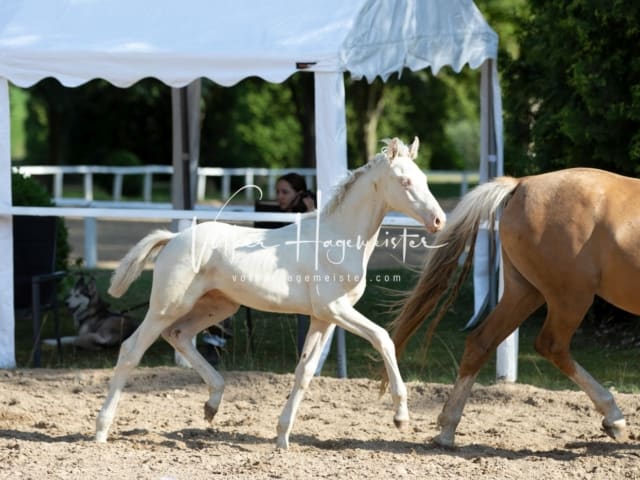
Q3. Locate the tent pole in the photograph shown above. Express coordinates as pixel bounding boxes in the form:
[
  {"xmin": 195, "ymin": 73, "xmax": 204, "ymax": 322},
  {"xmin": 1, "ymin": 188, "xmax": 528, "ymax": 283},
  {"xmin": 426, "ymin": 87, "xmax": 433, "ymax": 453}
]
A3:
[
  {"xmin": 314, "ymin": 72, "xmax": 348, "ymax": 378},
  {"xmin": 171, "ymin": 81, "xmax": 201, "ymax": 216},
  {"xmin": 171, "ymin": 80, "xmax": 202, "ymax": 367},
  {"xmin": 0, "ymin": 78, "xmax": 15, "ymax": 368},
  {"xmin": 180, "ymin": 87, "xmax": 192, "ymax": 210},
  {"xmin": 484, "ymin": 60, "xmax": 517, "ymax": 382}
]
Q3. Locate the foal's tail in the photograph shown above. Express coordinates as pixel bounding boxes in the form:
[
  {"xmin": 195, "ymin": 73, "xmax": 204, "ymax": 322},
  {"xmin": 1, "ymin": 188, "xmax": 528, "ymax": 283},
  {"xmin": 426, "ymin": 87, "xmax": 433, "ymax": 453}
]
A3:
[
  {"xmin": 389, "ymin": 176, "xmax": 521, "ymax": 363},
  {"xmin": 108, "ymin": 229, "xmax": 176, "ymax": 298}
]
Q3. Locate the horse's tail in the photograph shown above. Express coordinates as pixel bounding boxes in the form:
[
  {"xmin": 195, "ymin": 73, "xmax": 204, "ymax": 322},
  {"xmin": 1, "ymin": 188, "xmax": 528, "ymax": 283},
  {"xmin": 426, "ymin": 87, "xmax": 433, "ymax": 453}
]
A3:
[
  {"xmin": 108, "ymin": 229, "xmax": 176, "ymax": 298},
  {"xmin": 388, "ymin": 175, "xmax": 521, "ymax": 366}
]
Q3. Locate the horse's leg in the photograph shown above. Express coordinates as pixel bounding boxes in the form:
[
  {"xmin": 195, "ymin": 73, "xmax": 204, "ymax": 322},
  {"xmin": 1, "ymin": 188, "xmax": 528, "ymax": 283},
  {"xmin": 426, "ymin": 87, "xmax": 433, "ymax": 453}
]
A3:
[
  {"xmin": 316, "ymin": 300, "xmax": 410, "ymax": 431},
  {"xmin": 535, "ymin": 296, "xmax": 627, "ymax": 441},
  {"xmin": 161, "ymin": 295, "xmax": 240, "ymax": 423},
  {"xmin": 434, "ymin": 261, "xmax": 544, "ymax": 447},
  {"xmin": 95, "ymin": 311, "xmax": 174, "ymax": 442},
  {"xmin": 276, "ymin": 319, "xmax": 335, "ymax": 449}
]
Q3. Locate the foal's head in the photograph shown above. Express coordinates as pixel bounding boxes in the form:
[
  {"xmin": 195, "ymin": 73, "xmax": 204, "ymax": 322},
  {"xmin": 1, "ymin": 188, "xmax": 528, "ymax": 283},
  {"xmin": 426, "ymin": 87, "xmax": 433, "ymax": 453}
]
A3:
[{"xmin": 379, "ymin": 137, "xmax": 446, "ymax": 233}]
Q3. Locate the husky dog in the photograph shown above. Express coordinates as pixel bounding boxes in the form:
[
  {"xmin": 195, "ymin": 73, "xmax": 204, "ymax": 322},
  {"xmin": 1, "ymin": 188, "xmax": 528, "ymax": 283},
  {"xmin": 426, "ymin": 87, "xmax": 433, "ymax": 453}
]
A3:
[{"xmin": 52, "ymin": 275, "xmax": 139, "ymax": 350}]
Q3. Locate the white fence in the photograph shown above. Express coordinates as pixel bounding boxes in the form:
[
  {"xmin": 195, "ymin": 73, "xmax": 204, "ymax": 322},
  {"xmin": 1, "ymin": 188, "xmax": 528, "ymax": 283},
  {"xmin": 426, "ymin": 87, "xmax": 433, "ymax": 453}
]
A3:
[
  {"xmin": 13, "ymin": 164, "xmax": 478, "ymax": 207},
  {"xmin": 12, "ymin": 165, "xmax": 320, "ymax": 205},
  {"xmin": 12, "ymin": 164, "xmax": 478, "ymax": 267}
]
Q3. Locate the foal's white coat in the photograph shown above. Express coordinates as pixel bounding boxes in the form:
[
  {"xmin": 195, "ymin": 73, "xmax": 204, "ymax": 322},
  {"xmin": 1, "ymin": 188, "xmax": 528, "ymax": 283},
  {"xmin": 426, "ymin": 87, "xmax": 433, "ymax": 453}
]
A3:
[{"xmin": 95, "ymin": 137, "xmax": 446, "ymax": 449}]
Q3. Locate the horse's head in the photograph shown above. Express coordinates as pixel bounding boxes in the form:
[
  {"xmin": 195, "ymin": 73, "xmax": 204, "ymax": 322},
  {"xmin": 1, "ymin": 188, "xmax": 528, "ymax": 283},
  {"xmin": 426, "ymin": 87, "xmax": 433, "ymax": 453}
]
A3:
[{"xmin": 380, "ymin": 137, "xmax": 446, "ymax": 233}]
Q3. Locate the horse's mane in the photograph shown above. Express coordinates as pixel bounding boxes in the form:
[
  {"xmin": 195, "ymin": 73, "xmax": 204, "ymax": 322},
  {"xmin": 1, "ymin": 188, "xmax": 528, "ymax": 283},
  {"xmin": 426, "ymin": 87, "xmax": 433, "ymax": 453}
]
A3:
[{"xmin": 322, "ymin": 138, "xmax": 409, "ymax": 216}]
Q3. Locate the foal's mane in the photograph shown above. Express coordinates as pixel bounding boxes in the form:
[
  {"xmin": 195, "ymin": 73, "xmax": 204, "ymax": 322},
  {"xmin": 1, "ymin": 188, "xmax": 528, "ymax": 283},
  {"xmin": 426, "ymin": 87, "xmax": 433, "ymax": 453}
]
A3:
[{"xmin": 322, "ymin": 138, "xmax": 410, "ymax": 216}]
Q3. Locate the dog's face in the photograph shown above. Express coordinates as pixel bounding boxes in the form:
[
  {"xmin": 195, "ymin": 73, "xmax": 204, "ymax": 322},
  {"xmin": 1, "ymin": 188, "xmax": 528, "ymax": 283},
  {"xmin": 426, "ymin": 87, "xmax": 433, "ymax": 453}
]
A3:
[{"xmin": 65, "ymin": 276, "xmax": 97, "ymax": 312}]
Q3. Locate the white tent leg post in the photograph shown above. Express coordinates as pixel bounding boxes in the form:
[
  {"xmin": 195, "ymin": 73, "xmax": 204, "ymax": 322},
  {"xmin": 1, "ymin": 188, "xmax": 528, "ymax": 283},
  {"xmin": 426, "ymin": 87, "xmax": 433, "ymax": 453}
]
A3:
[
  {"xmin": 476, "ymin": 59, "xmax": 517, "ymax": 382},
  {"xmin": 171, "ymin": 80, "xmax": 201, "ymax": 216},
  {"xmin": 0, "ymin": 78, "xmax": 16, "ymax": 369},
  {"xmin": 497, "ymin": 331, "xmax": 519, "ymax": 381},
  {"xmin": 83, "ymin": 217, "xmax": 97, "ymax": 268},
  {"xmin": 314, "ymin": 72, "xmax": 348, "ymax": 378},
  {"xmin": 495, "ymin": 249, "xmax": 517, "ymax": 380},
  {"xmin": 171, "ymin": 80, "xmax": 202, "ymax": 368}
]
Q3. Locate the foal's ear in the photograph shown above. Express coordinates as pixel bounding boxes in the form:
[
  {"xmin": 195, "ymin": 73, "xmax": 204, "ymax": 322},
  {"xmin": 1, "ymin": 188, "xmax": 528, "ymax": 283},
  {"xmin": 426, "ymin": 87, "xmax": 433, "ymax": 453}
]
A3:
[
  {"xmin": 385, "ymin": 138, "xmax": 400, "ymax": 161},
  {"xmin": 409, "ymin": 136, "xmax": 420, "ymax": 160}
]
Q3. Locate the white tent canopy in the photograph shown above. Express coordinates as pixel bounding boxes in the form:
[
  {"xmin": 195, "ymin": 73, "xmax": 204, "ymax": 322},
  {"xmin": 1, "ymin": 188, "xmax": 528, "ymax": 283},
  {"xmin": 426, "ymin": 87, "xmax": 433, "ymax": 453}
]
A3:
[
  {"xmin": 0, "ymin": 0, "xmax": 503, "ymax": 369},
  {"xmin": 1, "ymin": 0, "xmax": 497, "ymax": 87}
]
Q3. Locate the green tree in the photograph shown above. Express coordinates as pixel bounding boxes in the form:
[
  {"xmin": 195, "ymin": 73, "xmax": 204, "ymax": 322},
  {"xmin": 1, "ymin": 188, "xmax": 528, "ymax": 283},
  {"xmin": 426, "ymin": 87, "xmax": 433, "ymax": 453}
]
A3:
[
  {"xmin": 200, "ymin": 77, "xmax": 303, "ymax": 169},
  {"xmin": 286, "ymin": 73, "xmax": 316, "ymax": 168},
  {"xmin": 346, "ymin": 77, "xmax": 386, "ymax": 165},
  {"xmin": 23, "ymin": 78, "xmax": 171, "ymax": 166},
  {"xmin": 503, "ymin": 0, "xmax": 640, "ymax": 176},
  {"xmin": 345, "ymin": 70, "xmax": 471, "ymax": 170}
]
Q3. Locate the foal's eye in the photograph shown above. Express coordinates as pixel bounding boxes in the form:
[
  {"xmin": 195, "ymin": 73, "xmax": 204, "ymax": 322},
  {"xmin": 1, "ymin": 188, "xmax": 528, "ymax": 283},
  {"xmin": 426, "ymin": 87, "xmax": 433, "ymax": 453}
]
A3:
[{"xmin": 400, "ymin": 176, "xmax": 412, "ymax": 188}]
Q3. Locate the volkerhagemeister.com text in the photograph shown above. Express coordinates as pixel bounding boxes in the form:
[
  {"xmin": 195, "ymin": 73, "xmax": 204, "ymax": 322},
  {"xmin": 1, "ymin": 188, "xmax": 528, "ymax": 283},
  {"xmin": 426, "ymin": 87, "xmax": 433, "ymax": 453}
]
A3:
[{"xmin": 231, "ymin": 272, "xmax": 402, "ymax": 284}]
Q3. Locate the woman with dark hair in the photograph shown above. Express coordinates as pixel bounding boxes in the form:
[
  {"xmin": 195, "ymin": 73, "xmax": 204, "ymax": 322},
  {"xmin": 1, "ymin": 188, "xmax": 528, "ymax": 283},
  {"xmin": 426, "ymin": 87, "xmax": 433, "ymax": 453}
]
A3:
[{"xmin": 276, "ymin": 173, "xmax": 316, "ymax": 213}]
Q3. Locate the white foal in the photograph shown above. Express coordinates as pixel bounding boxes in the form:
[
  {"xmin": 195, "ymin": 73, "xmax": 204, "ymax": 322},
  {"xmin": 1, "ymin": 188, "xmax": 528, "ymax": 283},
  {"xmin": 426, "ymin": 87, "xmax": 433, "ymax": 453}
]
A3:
[{"xmin": 95, "ymin": 137, "xmax": 445, "ymax": 448}]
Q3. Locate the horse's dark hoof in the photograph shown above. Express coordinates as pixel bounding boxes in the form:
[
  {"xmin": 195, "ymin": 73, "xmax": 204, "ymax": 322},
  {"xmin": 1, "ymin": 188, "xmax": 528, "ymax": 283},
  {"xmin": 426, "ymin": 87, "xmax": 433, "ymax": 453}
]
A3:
[
  {"xmin": 432, "ymin": 432, "xmax": 455, "ymax": 448},
  {"xmin": 204, "ymin": 402, "xmax": 218, "ymax": 422}
]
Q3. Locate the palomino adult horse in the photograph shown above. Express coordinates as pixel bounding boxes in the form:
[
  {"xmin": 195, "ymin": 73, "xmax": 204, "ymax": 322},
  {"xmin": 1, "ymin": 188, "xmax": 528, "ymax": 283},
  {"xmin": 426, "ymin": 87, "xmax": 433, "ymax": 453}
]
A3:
[
  {"xmin": 390, "ymin": 167, "xmax": 637, "ymax": 447},
  {"xmin": 95, "ymin": 137, "xmax": 446, "ymax": 449}
]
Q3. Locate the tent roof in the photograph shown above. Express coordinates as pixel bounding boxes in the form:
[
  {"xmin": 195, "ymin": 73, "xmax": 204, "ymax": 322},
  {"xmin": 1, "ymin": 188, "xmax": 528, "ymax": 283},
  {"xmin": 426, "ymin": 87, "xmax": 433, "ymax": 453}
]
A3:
[{"xmin": 0, "ymin": 0, "xmax": 498, "ymax": 88}]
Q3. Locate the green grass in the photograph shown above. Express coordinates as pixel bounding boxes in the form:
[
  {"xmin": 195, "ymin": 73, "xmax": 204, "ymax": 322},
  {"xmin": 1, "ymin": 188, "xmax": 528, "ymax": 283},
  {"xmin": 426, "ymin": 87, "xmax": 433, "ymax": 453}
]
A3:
[
  {"xmin": 59, "ymin": 181, "xmax": 173, "ymax": 203},
  {"xmin": 15, "ymin": 267, "xmax": 640, "ymax": 393},
  {"xmin": 57, "ymin": 181, "xmax": 265, "ymax": 205}
]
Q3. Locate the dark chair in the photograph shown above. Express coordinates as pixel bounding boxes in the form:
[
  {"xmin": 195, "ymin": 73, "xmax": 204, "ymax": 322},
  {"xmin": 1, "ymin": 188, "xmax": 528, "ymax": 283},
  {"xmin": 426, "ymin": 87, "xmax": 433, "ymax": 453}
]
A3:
[
  {"xmin": 13, "ymin": 215, "xmax": 67, "ymax": 367},
  {"xmin": 253, "ymin": 199, "xmax": 288, "ymax": 229}
]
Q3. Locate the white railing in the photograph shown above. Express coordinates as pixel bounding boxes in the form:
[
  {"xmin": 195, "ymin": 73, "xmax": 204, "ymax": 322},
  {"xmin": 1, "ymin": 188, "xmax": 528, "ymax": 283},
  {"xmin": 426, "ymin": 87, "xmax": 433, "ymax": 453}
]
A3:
[
  {"xmin": 12, "ymin": 165, "xmax": 319, "ymax": 204},
  {"xmin": 13, "ymin": 164, "xmax": 478, "ymax": 206},
  {"xmin": 10, "ymin": 164, "xmax": 478, "ymax": 267}
]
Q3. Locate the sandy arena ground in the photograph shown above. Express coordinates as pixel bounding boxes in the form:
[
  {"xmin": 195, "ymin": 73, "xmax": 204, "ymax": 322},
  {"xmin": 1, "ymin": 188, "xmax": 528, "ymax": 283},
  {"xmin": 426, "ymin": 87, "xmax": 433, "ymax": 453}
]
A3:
[
  {"xmin": 4, "ymin": 216, "xmax": 636, "ymax": 478},
  {"xmin": 1, "ymin": 367, "xmax": 639, "ymax": 479}
]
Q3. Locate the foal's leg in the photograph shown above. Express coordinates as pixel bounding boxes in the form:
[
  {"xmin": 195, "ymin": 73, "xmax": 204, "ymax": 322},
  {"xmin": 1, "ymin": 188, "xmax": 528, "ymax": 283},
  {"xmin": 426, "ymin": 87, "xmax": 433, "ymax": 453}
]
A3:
[
  {"xmin": 535, "ymin": 296, "xmax": 627, "ymax": 441},
  {"xmin": 95, "ymin": 311, "xmax": 174, "ymax": 442},
  {"xmin": 317, "ymin": 299, "xmax": 410, "ymax": 431},
  {"xmin": 161, "ymin": 295, "xmax": 240, "ymax": 422},
  {"xmin": 434, "ymin": 264, "xmax": 544, "ymax": 447},
  {"xmin": 276, "ymin": 319, "xmax": 335, "ymax": 449}
]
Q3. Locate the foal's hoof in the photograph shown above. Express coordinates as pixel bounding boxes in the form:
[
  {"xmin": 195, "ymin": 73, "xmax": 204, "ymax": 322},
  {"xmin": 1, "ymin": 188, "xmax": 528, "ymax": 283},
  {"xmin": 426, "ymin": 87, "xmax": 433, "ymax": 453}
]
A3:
[
  {"xmin": 204, "ymin": 402, "xmax": 218, "ymax": 423},
  {"xmin": 95, "ymin": 417, "xmax": 109, "ymax": 443},
  {"xmin": 602, "ymin": 418, "xmax": 627, "ymax": 441},
  {"xmin": 393, "ymin": 417, "xmax": 409, "ymax": 430},
  {"xmin": 276, "ymin": 436, "xmax": 290, "ymax": 450}
]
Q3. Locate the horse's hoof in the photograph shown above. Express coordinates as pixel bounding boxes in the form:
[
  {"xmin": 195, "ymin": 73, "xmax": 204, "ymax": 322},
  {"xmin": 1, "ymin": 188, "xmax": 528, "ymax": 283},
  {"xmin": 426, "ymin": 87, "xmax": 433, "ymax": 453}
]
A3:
[
  {"xmin": 432, "ymin": 432, "xmax": 455, "ymax": 448},
  {"xmin": 393, "ymin": 417, "xmax": 409, "ymax": 430},
  {"xmin": 95, "ymin": 431, "xmax": 108, "ymax": 443},
  {"xmin": 204, "ymin": 402, "xmax": 218, "ymax": 422},
  {"xmin": 602, "ymin": 418, "xmax": 627, "ymax": 441},
  {"xmin": 276, "ymin": 436, "xmax": 289, "ymax": 450}
]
